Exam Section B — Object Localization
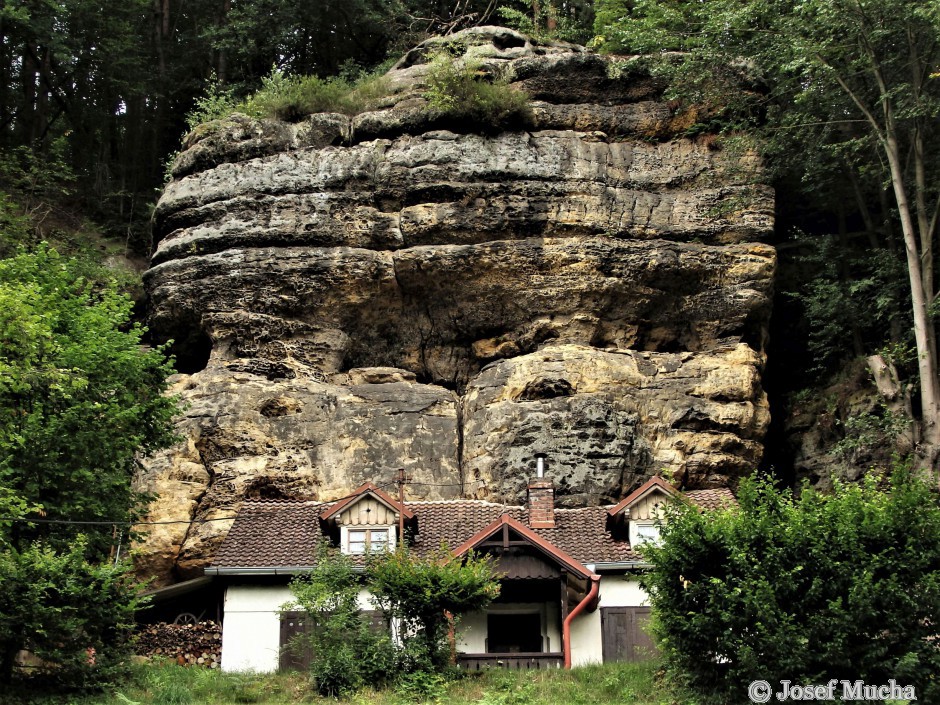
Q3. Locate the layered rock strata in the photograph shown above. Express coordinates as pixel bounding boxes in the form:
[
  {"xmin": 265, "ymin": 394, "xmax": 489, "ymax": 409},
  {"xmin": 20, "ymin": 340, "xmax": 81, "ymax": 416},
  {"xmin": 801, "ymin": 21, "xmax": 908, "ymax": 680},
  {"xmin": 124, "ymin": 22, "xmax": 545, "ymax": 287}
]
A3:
[{"xmin": 137, "ymin": 27, "xmax": 775, "ymax": 584}]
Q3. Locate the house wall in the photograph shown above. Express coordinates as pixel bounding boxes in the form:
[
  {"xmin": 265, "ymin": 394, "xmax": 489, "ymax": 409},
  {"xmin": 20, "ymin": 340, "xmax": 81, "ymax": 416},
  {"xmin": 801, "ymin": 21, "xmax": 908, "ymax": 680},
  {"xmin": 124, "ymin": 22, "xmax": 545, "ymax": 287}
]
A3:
[
  {"xmin": 569, "ymin": 574, "xmax": 648, "ymax": 667},
  {"xmin": 458, "ymin": 601, "xmax": 562, "ymax": 653},
  {"xmin": 221, "ymin": 584, "xmax": 375, "ymax": 672},
  {"xmin": 221, "ymin": 576, "xmax": 646, "ymax": 671}
]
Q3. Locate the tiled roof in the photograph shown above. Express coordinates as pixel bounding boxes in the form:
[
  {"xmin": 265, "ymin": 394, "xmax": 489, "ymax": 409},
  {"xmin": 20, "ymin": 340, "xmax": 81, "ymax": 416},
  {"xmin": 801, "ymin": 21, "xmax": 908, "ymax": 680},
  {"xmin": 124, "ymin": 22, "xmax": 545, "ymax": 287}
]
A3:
[
  {"xmin": 684, "ymin": 488, "xmax": 737, "ymax": 511},
  {"xmin": 210, "ymin": 499, "xmax": 327, "ymax": 568},
  {"xmin": 210, "ymin": 486, "xmax": 733, "ymax": 571},
  {"xmin": 412, "ymin": 503, "xmax": 641, "ymax": 565}
]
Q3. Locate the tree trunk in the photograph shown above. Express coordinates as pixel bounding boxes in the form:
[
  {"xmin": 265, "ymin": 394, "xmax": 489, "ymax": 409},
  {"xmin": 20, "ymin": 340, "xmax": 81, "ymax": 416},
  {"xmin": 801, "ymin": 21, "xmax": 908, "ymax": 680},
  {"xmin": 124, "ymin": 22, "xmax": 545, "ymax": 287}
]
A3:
[{"xmin": 883, "ymin": 130, "xmax": 940, "ymax": 470}]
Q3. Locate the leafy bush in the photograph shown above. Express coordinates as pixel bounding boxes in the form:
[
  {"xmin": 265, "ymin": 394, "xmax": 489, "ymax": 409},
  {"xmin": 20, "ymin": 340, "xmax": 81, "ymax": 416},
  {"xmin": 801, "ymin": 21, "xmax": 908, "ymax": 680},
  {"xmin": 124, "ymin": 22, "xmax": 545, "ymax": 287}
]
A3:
[
  {"xmin": 497, "ymin": 3, "xmax": 592, "ymax": 44},
  {"xmin": 286, "ymin": 545, "xmax": 396, "ymax": 696},
  {"xmin": 185, "ymin": 76, "xmax": 239, "ymax": 131},
  {"xmin": 0, "ymin": 536, "xmax": 144, "ymax": 688},
  {"xmin": 184, "ymin": 68, "xmax": 392, "ymax": 127},
  {"xmin": 367, "ymin": 546, "xmax": 500, "ymax": 672},
  {"xmin": 0, "ymin": 245, "xmax": 179, "ymax": 557},
  {"xmin": 642, "ymin": 469, "xmax": 940, "ymax": 702},
  {"xmin": 423, "ymin": 52, "xmax": 531, "ymax": 129}
]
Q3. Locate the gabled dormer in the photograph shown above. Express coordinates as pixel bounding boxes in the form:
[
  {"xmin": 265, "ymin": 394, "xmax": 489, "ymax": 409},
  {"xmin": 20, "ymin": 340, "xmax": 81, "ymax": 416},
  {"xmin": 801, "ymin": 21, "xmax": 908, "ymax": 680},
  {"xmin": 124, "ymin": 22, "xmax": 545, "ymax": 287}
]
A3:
[
  {"xmin": 607, "ymin": 476, "xmax": 680, "ymax": 546},
  {"xmin": 319, "ymin": 482, "xmax": 415, "ymax": 555}
]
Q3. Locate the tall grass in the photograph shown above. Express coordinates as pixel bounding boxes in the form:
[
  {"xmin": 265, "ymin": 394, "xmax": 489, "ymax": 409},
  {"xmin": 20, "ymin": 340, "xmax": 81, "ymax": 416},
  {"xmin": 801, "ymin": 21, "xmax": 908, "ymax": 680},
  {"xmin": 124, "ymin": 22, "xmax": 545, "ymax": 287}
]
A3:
[
  {"xmin": 2, "ymin": 660, "xmax": 673, "ymax": 705},
  {"xmin": 239, "ymin": 70, "xmax": 391, "ymax": 122},
  {"xmin": 423, "ymin": 51, "xmax": 531, "ymax": 129},
  {"xmin": 186, "ymin": 68, "xmax": 392, "ymax": 128}
]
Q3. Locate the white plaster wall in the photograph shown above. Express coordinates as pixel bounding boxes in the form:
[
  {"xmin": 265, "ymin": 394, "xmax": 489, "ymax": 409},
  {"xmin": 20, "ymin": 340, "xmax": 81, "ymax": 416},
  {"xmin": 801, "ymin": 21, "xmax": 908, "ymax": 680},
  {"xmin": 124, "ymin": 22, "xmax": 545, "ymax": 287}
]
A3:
[
  {"xmin": 569, "ymin": 575, "xmax": 648, "ymax": 667},
  {"xmin": 221, "ymin": 585, "xmax": 294, "ymax": 672},
  {"xmin": 221, "ymin": 584, "xmax": 378, "ymax": 672},
  {"xmin": 458, "ymin": 610, "xmax": 488, "ymax": 653}
]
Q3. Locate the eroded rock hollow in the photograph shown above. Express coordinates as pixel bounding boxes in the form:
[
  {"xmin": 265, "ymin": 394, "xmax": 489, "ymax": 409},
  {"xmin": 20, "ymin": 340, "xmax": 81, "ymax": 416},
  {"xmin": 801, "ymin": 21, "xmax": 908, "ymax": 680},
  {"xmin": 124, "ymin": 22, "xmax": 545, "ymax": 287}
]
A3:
[{"xmin": 137, "ymin": 27, "xmax": 775, "ymax": 583}]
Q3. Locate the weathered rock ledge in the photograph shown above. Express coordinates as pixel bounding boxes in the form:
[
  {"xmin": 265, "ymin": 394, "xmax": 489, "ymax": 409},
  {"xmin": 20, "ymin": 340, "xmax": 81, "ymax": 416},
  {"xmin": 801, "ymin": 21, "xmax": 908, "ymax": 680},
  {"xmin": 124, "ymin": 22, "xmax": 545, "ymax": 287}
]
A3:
[{"xmin": 136, "ymin": 26, "xmax": 775, "ymax": 585}]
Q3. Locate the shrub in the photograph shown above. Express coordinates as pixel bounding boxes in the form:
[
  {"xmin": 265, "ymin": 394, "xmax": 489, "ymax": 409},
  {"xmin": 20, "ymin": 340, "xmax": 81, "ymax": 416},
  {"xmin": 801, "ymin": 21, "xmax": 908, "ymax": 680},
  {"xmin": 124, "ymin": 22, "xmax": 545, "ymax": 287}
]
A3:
[
  {"xmin": 0, "ymin": 537, "xmax": 145, "ymax": 688},
  {"xmin": 285, "ymin": 545, "xmax": 396, "ymax": 696},
  {"xmin": 641, "ymin": 468, "xmax": 940, "ymax": 702},
  {"xmin": 367, "ymin": 546, "xmax": 500, "ymax": 672},
  {"xmin": 423, "ymin": 52, "xmax": 531, "ymax": 129}
]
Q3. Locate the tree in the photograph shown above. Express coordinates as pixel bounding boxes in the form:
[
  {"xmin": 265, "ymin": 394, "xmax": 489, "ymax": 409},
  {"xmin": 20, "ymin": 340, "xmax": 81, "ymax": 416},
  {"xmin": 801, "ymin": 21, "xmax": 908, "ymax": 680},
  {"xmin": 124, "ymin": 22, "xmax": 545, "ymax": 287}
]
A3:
[
  {"xmin": 594, "ymin": 0, "xmax": 940, "ymax": 470},
  {"xmin": 0, "ymin": 244, "xmax": 178, "ymax": 687},
  {"xmin": 367, "ymin": 546, "xmax": 500, "ymax": 671},
  {"xmin": 0, "ymin": 245, "xmax": 179, "ymax": 557},
  {"xmin": 0, "ymin": 534, "xmax": 145, "ymax": 686},
  {"xmin": 641, "ymin": 471, "xmax": 940, "ymax": 701},
  {"xmin": 285, "ymin": 545, "xmax": 396, "ymax": 697}
]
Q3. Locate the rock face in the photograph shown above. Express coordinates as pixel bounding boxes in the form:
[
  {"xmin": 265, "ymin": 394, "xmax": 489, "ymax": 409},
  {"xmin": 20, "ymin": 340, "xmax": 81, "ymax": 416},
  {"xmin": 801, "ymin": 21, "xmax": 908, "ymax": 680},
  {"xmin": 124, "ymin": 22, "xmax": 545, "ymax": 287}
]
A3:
[{"xmin": 137, "ymin": 27, "xmax": 775, "ymax": 584}]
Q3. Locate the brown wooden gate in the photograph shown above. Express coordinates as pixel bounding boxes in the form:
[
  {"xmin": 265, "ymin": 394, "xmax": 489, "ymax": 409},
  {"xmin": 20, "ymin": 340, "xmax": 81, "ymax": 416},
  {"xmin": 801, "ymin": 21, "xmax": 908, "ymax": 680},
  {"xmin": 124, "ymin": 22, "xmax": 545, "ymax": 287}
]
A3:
[
  {"xmin": 279, "ymin": 609, "xmax": 389, "ymax": 671},
  {"xmin": 279, "ymin": 611, "xmax": 315, "ymax": 671},
  {"xmin": 600, "ymin": 607, "xmax": 657, "ymax": 662}
]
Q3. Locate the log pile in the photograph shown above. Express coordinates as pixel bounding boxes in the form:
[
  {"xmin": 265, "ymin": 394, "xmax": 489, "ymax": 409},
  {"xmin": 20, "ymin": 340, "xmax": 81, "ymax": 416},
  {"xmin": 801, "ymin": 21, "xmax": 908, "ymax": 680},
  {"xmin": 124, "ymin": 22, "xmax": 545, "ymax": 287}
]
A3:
[{"xmin": 134, "ymin": 621, "xmax": 222, "ymax": 668}]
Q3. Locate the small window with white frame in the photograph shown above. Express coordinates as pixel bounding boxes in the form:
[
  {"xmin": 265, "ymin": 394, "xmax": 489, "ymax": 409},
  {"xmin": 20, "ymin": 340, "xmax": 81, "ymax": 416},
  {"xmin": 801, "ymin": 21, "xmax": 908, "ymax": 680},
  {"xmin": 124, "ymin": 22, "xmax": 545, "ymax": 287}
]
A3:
[
  {"xmin": 344, "ymin": 526, "xmax": 394, "ymax": 555},
  {"xmin": 632, "ymin": 521, "xmax": 661, "ymax": 546}
]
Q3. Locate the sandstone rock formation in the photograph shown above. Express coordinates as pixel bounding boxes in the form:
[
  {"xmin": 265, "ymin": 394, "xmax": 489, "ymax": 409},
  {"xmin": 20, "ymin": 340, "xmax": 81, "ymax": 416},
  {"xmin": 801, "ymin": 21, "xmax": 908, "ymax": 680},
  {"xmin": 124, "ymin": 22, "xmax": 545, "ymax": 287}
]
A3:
[{"xmin": 136, "ymin": 27, "xmax": 775, "ymax": 584}]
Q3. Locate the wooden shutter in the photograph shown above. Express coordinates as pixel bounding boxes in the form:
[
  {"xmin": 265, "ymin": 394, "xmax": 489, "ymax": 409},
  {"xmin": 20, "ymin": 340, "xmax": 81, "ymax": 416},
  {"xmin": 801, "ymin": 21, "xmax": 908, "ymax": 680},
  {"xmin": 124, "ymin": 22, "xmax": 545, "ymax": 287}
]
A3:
[
  {"xmin": 362, "ymin": 609, "xmax": 389, "ymax": 635},
  {"xmin": 279, "ymin": 611, "xmax": 315, "ymax": 671},
  {"xmin": 600, "ymin": 607, "xmax": 657, "ymax": 662}
]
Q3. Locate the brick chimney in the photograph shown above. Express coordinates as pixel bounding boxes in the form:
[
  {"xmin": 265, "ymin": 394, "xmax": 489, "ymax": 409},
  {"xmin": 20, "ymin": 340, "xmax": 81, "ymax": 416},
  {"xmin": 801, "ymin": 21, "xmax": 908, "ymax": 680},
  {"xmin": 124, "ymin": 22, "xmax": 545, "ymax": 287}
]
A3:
[{"xmin": 527, "ymin": 479, "xmax": 555, "ymax": 528}]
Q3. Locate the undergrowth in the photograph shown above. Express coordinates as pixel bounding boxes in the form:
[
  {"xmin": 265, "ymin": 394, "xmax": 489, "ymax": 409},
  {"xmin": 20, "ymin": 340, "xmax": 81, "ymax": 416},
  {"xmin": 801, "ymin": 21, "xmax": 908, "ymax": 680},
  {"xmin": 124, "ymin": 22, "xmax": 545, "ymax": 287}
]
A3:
[
  {"xmin": 423, "ymin": 51, "xmax": 531, "ymax": 129},
  {"xmin": 184, "ymin": 51, "xmax": 530, "ymax": 133},
  {"xmin": 186, "ymin": 68, "xmax": 392, "ymax": 127},
  {"xmin": 0, "ymin": 660, "xmax": 671, "ymax": 705}
]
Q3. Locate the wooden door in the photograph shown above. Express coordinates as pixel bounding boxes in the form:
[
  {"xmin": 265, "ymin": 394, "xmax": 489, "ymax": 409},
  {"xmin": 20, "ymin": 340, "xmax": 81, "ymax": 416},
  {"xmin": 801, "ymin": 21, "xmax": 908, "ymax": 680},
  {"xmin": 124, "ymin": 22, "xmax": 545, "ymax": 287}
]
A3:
[
  {"xmin": 600, "ymin": 607, "xmax": 657, "ymax": 662},
  {"xmin": 279, "ymin": 611, "xmax": 314, "ymax": 671}
]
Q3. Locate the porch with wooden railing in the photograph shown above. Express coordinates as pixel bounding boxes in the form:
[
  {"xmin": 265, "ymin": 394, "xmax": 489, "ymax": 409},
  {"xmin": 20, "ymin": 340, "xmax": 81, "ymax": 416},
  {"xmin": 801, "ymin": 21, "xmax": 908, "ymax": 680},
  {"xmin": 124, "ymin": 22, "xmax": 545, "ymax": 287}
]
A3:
[{"xmin": 456, "ymin": 652, "xmax": 564, "ymax": 670}]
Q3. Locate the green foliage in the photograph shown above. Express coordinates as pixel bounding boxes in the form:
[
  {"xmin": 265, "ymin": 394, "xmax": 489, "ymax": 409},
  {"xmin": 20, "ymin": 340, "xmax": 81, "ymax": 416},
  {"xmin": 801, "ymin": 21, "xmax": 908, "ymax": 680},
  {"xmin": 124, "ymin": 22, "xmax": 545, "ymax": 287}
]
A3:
[
  {"xmin": 287, "ymin": 544, "xmax": 499, "ymax": 695},
  {"xmin": 833, "ymin": 407, "xmax": 910, "ymax": 463},
  {"xmin": 0, "ymin": 193, "xmax": 35, "ymax": 258},
  {"xmin": 236, "ymin": 68, "xmax": 391, "ymax": 122},
  {"xmin": 784, "ymin": 232, "xmax": 911, "ymax": 379},
  {"xmin": 496, "ymin": 2, "xmax": 594, "ymax": 44},
  {"xmin": 0, "ymin": 245, "xmax": 179, "ymax": 557},
  {"xmin": 423, "ymin": 52, "xmax": 531, "ymax": 130},
  {"xmin": 185, "ymin": 76, "xmax": 239, "ymax": 131},
  {"xmin": 641, "ymin": 470, "xmax": 940, "ymax": 701},
  {"xmin": 394, "ymin": 669, "xmax": 449, "ymax": 701},
  {"xmin": 286, "ymin": 545, "xmax": 396, "ymax": 696},
  {"xmin": 367, "ymin": 546, "xmax": 500, "ymax": 672},
  {"xmin": 592, "ymin": 0, "xmax": 940, "ymax": 432},
  {"xmin": 0, "ymin": 537, "xmax": 145, "ymax": 687},
  {"xmin": 0, "ymin": 660, "xmax": 671, "ymax": 704}
]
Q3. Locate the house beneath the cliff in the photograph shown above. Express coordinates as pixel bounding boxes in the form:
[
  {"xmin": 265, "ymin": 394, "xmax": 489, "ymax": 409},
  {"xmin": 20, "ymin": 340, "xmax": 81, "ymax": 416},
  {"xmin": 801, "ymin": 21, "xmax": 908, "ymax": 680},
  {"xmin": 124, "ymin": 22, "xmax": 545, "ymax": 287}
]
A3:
[{"xmin": 205, "ymin": 475, "xmax": 735, "ymax": 672}]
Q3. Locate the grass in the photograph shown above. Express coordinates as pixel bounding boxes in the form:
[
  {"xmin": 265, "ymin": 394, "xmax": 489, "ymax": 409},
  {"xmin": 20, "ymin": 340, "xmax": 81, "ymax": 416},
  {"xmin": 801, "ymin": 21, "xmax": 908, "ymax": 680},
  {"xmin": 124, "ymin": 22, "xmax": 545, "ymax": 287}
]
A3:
[
  {"xmin": 0, "ymin": 661, "xmax": 676, "ymax": 705},
  {"xmin": 184, "ymin": 52, "xmax": 530, "ymax": 131}
]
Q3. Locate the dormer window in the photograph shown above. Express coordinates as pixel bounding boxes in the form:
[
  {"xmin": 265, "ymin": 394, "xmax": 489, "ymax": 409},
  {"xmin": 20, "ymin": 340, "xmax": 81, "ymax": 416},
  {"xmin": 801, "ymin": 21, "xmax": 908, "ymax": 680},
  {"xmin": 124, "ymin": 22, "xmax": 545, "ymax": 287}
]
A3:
[
  {"xmin": 320, "ymin": 481, "xmax": 414, "ymax": 556},
  {"xmin": 632, "ymin": 521, "xmax": 661, "ymax": 546},
  {"xmin": 607, "ymin": 476, "xmax": 680, "ymax": 547},
  {"xmin": 346, "ymin": 526, "xmax": 392, "ymax": 555}
]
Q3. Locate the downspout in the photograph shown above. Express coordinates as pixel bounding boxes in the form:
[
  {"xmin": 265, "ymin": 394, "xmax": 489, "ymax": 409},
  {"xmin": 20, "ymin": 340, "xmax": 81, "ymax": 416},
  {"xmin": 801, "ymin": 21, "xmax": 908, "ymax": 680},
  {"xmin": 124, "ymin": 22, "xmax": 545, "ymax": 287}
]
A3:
[{"xmin": 562, "ymin": 575, "xmax": 600, "ymax": 669}]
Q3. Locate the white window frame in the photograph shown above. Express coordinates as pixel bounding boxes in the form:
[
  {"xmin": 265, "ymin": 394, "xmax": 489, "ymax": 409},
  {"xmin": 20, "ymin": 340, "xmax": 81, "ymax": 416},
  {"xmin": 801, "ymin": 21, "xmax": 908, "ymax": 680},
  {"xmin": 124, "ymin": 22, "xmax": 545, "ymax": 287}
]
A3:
[
  {"xmin": 340, "ymin": 524, "xmax": 396, "ymax": 555},
  {"xmin": 630, "ymin": 520, "xmax": 661, "ymax": 547}
]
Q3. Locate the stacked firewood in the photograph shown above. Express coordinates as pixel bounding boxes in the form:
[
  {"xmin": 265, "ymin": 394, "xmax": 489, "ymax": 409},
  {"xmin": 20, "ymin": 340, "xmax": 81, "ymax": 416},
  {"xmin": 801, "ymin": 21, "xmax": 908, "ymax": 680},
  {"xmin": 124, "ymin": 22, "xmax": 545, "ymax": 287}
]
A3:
[{"xmin": 134, "ymin": 621, "xmax": 222, "ymax": 668}]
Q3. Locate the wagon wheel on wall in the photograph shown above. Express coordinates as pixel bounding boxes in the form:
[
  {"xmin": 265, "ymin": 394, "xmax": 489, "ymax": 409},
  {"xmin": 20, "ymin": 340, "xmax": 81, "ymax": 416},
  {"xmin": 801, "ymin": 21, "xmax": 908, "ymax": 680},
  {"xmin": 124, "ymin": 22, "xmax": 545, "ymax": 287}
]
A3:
[{"xmin": 173, "ymin": 612, "xmax": 200, "ymax": 625}]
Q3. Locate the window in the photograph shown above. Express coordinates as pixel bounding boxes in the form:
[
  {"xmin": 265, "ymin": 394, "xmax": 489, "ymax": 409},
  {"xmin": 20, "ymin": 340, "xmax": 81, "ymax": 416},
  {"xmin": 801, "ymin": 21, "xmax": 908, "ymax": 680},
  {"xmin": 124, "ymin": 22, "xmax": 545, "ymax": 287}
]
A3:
[
  {"xmin": 345, "ymin": 527, "xmax": 391, "ymax": 555},
  {"xmin": 633, "ymin": 522, "xmax": 660, "ymax": 546}
]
